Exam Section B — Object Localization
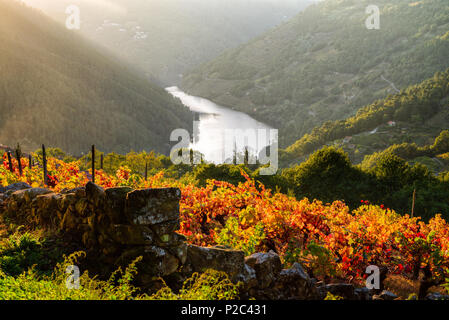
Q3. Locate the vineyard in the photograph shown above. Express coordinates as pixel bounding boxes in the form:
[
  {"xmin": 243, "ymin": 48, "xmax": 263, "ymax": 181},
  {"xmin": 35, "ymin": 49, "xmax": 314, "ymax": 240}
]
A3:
[{"xmin": 1, "ymin": 153, "xmax": 449, "ymax": 299}]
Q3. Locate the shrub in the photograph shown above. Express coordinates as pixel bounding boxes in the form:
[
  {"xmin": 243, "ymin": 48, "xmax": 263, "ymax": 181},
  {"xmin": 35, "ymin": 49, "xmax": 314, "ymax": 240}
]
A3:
[
  {"xmin": 149, "ymin": 270, "xmax": 240, "ymax": 300},
  {"xmin": 0, "ymin": 231, "xmax": 62, "ymax": 277},
  {"xmin": 0, "ymin": 251, "xmax": 240, "ymax": 300},
  {"xmin": 214, "ymin": 208, "xmax": 266, "ymax": 256}
]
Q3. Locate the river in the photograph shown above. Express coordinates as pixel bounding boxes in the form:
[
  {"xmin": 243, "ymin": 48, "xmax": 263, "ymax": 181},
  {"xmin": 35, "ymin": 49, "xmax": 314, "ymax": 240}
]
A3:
[{"xmin": 166, "ymin": 86, "xmax": 274, "ymax": 164}]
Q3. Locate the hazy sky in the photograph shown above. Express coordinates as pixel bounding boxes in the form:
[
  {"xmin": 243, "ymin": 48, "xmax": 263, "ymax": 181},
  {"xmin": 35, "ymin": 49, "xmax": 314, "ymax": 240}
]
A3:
[
  {"xmin": 19, "ymin": 0, "xmax": 324, "ymax": 24},
  {"xmin": 21, "ymin": 0, "xmax": 128, "ymax": 14},
  {"xmin": 21, "ymin": 0, "xmax": 321, "ymax": 13}
]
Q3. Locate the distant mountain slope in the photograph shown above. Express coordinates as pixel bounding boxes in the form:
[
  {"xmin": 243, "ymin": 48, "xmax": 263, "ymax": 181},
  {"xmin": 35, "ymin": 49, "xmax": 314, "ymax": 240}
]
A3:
[
  {"xmin": 22, "ymin": 0, "xmax": 315, "ymax": 85},
  {"xmin": 282, "ymin": 68, "xmax": 449, "ymax": 165},
  {"xmin": 182, "ymin": 0, "xmax": 449, "ymax": 147},
  {"xmin": 0, "ymin": 0, "xmax": 192, "ymax": 155},
  {"xmin": 320, "ymin": 120, "xmax": 449, "ymax": 166},
  {"xmin": 359, "ymin": 130, "xmax": 449, "ymax": 173}
]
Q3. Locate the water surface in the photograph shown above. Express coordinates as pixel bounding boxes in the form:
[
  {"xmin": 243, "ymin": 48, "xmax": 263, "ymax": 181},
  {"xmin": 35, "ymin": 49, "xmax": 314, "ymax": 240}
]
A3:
[{"xmin": 166, "ymin": 86, "xmax": 273, "ymax": 164}]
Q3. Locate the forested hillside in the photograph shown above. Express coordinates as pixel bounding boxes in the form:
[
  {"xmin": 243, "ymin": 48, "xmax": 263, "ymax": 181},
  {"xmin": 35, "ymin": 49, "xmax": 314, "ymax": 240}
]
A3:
[
  {"xmin": 283, "ymin": 68, "xmax": 449, "ymax": 163},
  {"xmin": 23, "ymin": 0, "xmax": 314, "ymax": 85},
  {"xmin": 182, "ymin": 0, "xmax": 449, "ymax": 148},
  {"xmin": 360, "ymin": 130, "xmax": 449, "ymax": 172},
  {"xmin": 0, "ymin": 0, "xmax": 192, "ymax": 155}
]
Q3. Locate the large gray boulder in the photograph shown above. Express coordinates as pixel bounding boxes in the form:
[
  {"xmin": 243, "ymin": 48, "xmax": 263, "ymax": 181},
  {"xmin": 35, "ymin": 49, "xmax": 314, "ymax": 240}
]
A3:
[
  {"xmin": 105, "ymin": 187, "xmax": 133, "ymax": 224},
  {"xmin": 245, "ymin": 251, "xmax": 282, "ymax": 289},
  {"xmin": 85, "ymin": 182, "xmax": 106, "ymax": 207},
  {"xmin": 116, "ymin": 246, "xmax": 180, "ymax": 277},
  {"xmin": 321, "ymin": 283, "xmax": 356, "ymax": 300},
  {"xmin": 11, "ymin": 188, "xmax": 52, "ymax": 204},
  {"xmin": 274, "ymin": 263, "xmax": 320, "ymax": 300},
  {"xmin": 374, "ymin": 290, "xmax": 398, "ymax": 301},
  {"xmin": 110, "ymin": 224, "xmax": 154, "ymax": 245},
  {"xmin": 354, "ymin": 287, "xmax": 372, "ymax": 301},
  {"xmin": 125, "ymin": 188, "xmax": 181, "ymax": 225},
  {"xmin": 185, "ymin": 244, "xmax": 245, "ymax": 281},
  {"xmin": 426, "ymin": 292, "xmax": 449, "ymax": 300},
  {"xmin": 1, "ymin": 182, "xmax": 31, "ymax": 195},
  {"xmin": 33, "ymin": 193, "xmax": 63, "ymax": 226},
  {"xmin": 241, "ymin": 252, "xmax": 320, "ymax": 300}
]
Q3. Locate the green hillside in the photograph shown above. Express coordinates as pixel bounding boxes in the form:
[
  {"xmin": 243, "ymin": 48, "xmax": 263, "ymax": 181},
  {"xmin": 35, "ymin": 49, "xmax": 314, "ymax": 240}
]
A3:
[
  {"xmin": 359, "ymin": 130, "xmax": 449, "ymax": 173},
  {"xmin": 282, "ymin": 68, "xmax": 449, "ymax": 165},
  {"xmin": 0, "ymin": 0, "xmax": 192, "ymax": 155},
  {"xmin": 182, "ymin": 0, "xmax": 449, "ymax": 148},
  {"xmin": 324, "ymin": 122, "xmax": 449, "ymax": 167},
  {"xmin": 23, "ymin": 0, "xmax": 314, "ymax": 85}
]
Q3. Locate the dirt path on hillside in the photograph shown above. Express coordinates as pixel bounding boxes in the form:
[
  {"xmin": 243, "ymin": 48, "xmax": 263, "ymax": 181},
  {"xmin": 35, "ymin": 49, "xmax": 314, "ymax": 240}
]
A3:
[{"xmin": 381, "ymin": 75, "xmax": 401, "ymax": 93}]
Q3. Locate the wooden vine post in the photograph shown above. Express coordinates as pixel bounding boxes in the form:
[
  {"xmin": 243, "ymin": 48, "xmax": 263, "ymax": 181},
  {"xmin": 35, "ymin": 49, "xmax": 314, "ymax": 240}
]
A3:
[
  {"xmin": 145, "ymin": 162, "xmax": 148, "ymax": 181},
  {"xmin": 91, "ymin": 145, "xmax": 95, "ymax": 184},
  {"xmin": 42, "ymin": 144, "xmax": 48, "ymax": 186},
  {"xmin": 100, "ymin": 154, "xmax": 104, "ymax": 170},
  {"xmin": 7, "ymin": 151, "xmax": 13, "ymax": 173},
  {"xmin": 15, "ymin": 147, "xmax": 23, "ymax": 176},
  {"xmin": 29, "ymin": 154, "xmax": 32, "ymax": 169}
]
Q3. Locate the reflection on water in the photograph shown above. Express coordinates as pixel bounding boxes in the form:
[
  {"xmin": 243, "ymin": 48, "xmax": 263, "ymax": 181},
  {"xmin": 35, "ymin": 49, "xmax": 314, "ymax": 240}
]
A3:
[{"xmin": 166, "ymin": 86, "xmax": 274, "ymax": 164}]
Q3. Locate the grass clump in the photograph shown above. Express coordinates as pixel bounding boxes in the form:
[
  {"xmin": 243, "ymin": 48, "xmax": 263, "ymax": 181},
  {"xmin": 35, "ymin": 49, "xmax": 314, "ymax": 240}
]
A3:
[
  {"xmin": 0, "ymin": 250, "xmax": 240, "ymax": 300},
  {"xmin": 150, "ymin": 270, "xmax": 240, "ymax": 300},
  {"xmin": 0, "ymin": 252, "xmax": 144, "ymax": 300},
  {"xmin": 0, "ymin": 230, "xmax": 63, "ymax": 277}
]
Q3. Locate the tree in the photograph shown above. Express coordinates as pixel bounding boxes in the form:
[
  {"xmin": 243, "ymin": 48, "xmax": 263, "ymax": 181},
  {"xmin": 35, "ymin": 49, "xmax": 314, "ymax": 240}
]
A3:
[
  {"xmin": 432, "ymin": 130, "xmax": 449, "ymax": 154},
  {"xmin": 283, "ymin": 147, "xmax": 357, "ymax": 203}
]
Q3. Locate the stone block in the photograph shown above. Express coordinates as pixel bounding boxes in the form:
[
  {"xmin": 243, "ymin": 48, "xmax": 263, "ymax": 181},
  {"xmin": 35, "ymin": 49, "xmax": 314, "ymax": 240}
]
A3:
[
  {"xmin": 110, "ymin": 224, "xmax": 154, "ymax": 245},
  {"xmin": 125, "ymin": 188, "xmax": 181, "ymax": 225},
  {"xmin": 245, "ymin": 251, "xmax": 283, "ymax": 289},
  {"xmin": 85, "ymin": 182, "xmax": 105, "ymax": 206},
  {"xmin": 12, "ymin": 188, "xmax": 52, "ymax": 204},
  {"xmin": 105, "ymin": 187, "xmax": 133, "ymax": 224},
  {"xmin": 2, "ymin": 182, "xmax": 31, "ymax": 194},
  {"xmin": 185, "ymin": 244, "xmax": 245, "ymax": 281}
]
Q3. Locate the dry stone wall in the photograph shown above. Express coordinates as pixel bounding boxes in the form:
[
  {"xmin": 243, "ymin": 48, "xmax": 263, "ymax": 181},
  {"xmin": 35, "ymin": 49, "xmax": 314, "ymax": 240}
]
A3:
[
  {"xmin": 0, "ymin": 181, "xmax": 363, "ymax": 300},
  {"xmin": 0, "ymin": 182, "xmax": 186, "ymax": 282}
]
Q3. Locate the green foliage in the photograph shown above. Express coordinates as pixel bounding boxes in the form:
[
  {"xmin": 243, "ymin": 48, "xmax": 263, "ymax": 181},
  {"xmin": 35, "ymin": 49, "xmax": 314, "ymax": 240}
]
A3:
[
  {"xmin": 433, "ymin": 130, "xmax": 449, "ymax": 154},
  {"xmin": 285, "ymin": 241, "xmax": 338, "ymax": 279},
  {"xmin": 215, "ymin": 210, "xmax": 266, "ymax": 256},
  {"xmin": 285, "ymin": 69, "xmax": 449, "ymax": 161},
  {"xmin": 149, "ymin": 270, "xmax": 240, "ymax": 300},
  {"xmin": 282, "ymin": 147, "xmax": 371, "ymax": 206},
  {"xmin": 0, "ymin": 0, "xmax": 192, "ymax": 156},
  {"xmin": 440, "ymin": 171, "xmax": 449, "ymax": 183},
  {"xmin": 183, "ymin": 0, "xmax": 449, "ymax": 150},
  {"xmin": 442, "ymin": 275, "xmax": 449, "ymax": 296},
  {"xmin": 407, "ymin": 293, "xmax": 418, "ymax": 300},
  {"xmin": 190, "ymin": 164, "xmax": 252, "ymax": 187},
  {"xmin": 361, "ymin": 130, "xmax": 449, "ymax": 170},
  {"xmin": 282, "ymin": 146, "xmax": 449, "ymax": 221},
  {"xmin": 324, "ymin": 292, "xmax": 343, "ymax": 301},
  {"xmin": 34, "ymin": 148, "xmax": 75, "ymax": 163},
  {"xmin": 0, "ymin": 252, "xmax": 144, "ymax": 300},
  {"xmin": 0, "ymin": 231, "xmax": 63, "ymax": 277},
  {"xmin": 0, "ymin": 251, "xmax": 240, "ymax": 300}
]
